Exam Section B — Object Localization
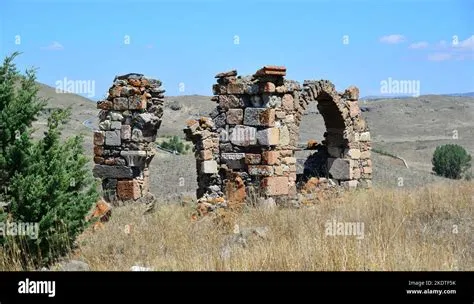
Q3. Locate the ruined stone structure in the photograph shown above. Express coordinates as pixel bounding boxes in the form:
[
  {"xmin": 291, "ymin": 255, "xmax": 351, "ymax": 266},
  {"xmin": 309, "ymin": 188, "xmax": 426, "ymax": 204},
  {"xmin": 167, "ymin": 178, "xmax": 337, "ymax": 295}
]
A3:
[
  {"xmin": 92, "ymin": 73, "xmax": 164, "ymax": 205},
  {"xmin": 184, "ymin": 66, "xmax": 371, "ymax": 211}
]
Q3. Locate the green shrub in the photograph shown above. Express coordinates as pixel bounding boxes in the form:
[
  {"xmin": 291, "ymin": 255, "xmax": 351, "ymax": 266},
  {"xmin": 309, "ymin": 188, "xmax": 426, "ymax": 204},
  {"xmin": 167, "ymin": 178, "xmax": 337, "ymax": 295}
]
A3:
[
  {"xmin": 0, "ymin": 52, "xmax": 98, "ymax": 268},
  {"xmin": 432, "ymin": 144, "xmax": 472, "ymax": 179},
  {"xmin": 160, "ymin": 135, "xmax": 190, "ymax": 154}
]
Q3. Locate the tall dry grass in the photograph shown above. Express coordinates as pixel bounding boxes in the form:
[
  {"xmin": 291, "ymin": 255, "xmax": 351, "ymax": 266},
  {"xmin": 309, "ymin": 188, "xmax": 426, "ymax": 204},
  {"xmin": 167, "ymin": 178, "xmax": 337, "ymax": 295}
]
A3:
[{"xmin": 1, "ymin": 181, "xmax": 473, "ymax": 271}]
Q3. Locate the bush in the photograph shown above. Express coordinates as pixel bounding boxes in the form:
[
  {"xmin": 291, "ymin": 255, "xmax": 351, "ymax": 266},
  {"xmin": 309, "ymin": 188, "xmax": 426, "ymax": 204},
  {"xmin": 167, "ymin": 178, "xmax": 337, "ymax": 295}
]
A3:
[
  {"xmin": 160, "ymin": 135, "xmax": 190, "ymax": 154},
  {"xmin": 0, "ymin": 52, "xmax": 99, "ymax": 268},
  {"xmin": 432, "ymin": 144, "xmax": 472, "ymax": 179}
]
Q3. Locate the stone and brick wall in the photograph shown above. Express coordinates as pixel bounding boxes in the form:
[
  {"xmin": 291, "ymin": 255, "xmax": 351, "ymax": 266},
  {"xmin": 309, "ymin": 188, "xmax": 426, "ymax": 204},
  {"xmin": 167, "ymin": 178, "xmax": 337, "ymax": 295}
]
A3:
[
  {"xmin": 184, "ymin": 66, "xmax": 371, "ymax": 212},
  {"xmin": 93, "ymin": 73, "xmax": 164, "ymax": 205}
]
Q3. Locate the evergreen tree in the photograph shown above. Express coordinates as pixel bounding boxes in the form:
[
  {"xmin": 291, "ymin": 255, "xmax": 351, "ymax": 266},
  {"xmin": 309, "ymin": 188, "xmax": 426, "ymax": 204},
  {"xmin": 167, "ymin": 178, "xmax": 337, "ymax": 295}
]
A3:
[{"xmin": 0, "ymin": 52, "xmax": 99, "ymax": 268}]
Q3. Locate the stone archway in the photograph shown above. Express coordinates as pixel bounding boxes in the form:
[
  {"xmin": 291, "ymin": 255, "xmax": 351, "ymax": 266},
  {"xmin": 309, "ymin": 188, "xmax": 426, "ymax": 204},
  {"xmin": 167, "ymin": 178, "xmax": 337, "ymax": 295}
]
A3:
[
  {"xmin": 296, "ymin": 80, "xmax": 372, "ymax": 189},
  {"xmin": 185, "ymin": 66, "xmax": 372, "ymax": 212}
]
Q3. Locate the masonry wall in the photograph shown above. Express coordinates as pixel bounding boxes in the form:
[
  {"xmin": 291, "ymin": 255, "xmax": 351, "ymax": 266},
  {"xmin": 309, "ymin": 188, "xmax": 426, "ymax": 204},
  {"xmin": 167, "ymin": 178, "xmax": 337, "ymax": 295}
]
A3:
[
  {"xmin": 93, "ymin": 73, "xmax": 164, "ymax": 205},
  {"xmin": 185, "ymin": 66, "xmax": 372, "ymax": 211}
]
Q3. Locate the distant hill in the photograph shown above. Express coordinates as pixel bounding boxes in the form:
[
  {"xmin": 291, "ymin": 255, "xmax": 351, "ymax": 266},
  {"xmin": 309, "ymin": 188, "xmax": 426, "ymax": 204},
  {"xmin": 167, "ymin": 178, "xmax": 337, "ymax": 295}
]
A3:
[{"xmin": 361, "ymin": 92, "xmax": 474, "ymax": 100}]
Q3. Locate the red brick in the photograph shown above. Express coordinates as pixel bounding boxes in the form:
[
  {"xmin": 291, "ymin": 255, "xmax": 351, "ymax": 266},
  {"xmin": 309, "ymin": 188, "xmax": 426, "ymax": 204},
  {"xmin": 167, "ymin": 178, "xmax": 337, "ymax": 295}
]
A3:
[
  {"xmin": 117, "ymin": 180, "xmax": 141, "ymax": 201},
  {"xmin": 261, "ymin": 177, "xmax": 289, "ymax": 196}
]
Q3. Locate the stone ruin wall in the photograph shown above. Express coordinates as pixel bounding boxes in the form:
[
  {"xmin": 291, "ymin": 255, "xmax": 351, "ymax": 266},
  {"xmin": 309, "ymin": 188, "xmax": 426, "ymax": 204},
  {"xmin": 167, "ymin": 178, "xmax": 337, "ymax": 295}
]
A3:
[
  {"xmin": 184, "ymin": 66, "xmax": 372, "ymax": 213},
  {"xmin": 92, "ymin": 73, "xmax": 164, "ymax": 205}
]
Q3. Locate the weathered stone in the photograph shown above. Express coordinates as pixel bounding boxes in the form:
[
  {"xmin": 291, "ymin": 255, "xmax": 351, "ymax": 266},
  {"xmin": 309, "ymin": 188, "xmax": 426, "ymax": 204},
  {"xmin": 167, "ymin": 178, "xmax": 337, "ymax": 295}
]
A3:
[
  {"xmin": 94, "ymin": 145, "xmax": 104, "ymax": 156},
  {"xmin": 256, "ymin": 128, "xmax": 279, "ymax": 146},
  {"xmin": 244, "ymin": 153, "xmax": 261, "ymax": 165},
  {"xmin": 243, "ymin": 108, "xmax": 275, "ymax": 127},
  {"xmin": 344, "ymin": 86, "xmax": 359, "ymax": 100},
  {"xmin": 93, "ymin": 131, "xmax": 105, "ymax": 146},
  {"xmin": 327, "ymin": 158, "xmax": 353, "ymax": 180},
  {"xmin": 113, "ymin": 97, "xmax": 129, "ymax": 110},
  {"xmin": 117, "ymin": 180, "xmax": 141, "ymax": 200},
  {"xmin": 110, "ymin": 121, "xmax": 122, "ymax": 130},
  {"xmin": 230, "ymin": 125, "xmax": 257, "ymax": 146},
  {"xmin": 92, "ymin": 165, "xmax": 134, "ymax": 179},
  {"xmin": 360, "ymin": 151, "xmax": 371, "ymax": 159},
  {"xmin": 226, "ymin": 109, "xmax": 244, "ymax": 125},
  {"xmin": 201, "ymin": 160, "xmax": 218, "ymax": 174},
  {"xmin": 121, "ymin": 125, "xmax": 131, "ymax": 140},
  {"xmin": 219, "ymin": 95, "xmax": 245, "ymax": 109},
  {"xmin": 99, "ymin": 120, "xmax": 112, "ymax": 131},
  {"xmin": 200, "ymin": 150, "xmax": 213, "ymax": 161},
  {"xmin": 221, "ymin": 153, "xmax": 246, "ymax": 169},
  {"xmin": 105, "ymin": 130, "xmax": 121, "ymax": 146},
  {"xmin": 120, "ymin": 151, "xmax": 147, "ymax": 167},
  {"xmin": 107, "ymin": 111, "xmax": 124, "ymax": 121},
  {"xmin": 261, "ymin": 177, "xmax": 289, "ymax": 196},
  {"xmin": 248, "ymin": 165, "xmax": 274, "ymax": 176},
  {"xmin": 341, "ymin": 180, "xmax": 358, "ymax": 189},
  {"xmin": 262, "ymin": 94, "xmax": 282, "ymax": 108},
  {"xmin": 359, "ymin": 132, "xmax": 371, "ymax": 141},
  {"xmin": 282, "ymin": 94, "xmax": 294, "ymax": 111},
  {"xmin": 128, "ymin": 95, "xmax": 147, "ymax": 110},
  {"xmin": 345, "ymin": 149, "xmax": 361, "ymax": 159},
  {"xmin": 279, "ymin": 126, "xmax": 290, "ymax": 146},
  {"xmin": 226, "ymin": 83, "xmax": 246, "ymax": 94}
]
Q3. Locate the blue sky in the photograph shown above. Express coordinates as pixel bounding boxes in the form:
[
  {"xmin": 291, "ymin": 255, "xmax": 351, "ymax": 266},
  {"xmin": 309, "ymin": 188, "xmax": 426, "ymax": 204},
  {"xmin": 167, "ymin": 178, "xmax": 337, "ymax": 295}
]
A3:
[{"xmin": 1, "ymin": 0, "xmax": 473, "ymax": 100}]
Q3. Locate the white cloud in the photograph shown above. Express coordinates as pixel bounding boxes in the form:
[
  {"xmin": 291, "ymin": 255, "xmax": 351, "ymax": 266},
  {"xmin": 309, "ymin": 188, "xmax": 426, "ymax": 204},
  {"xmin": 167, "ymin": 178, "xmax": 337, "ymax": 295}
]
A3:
[
  {"xmin": 408, "ymin": 41, "xmax": 429, "ymax": 49},
  {"xmin": 427, "ymin": 53, "xmax": 451, "ymax": 61},
  {"xmin": 41, "ymin": 41, "xmax": 64, "ymax": 51},
  {"xmin": 379, "ymin": 34, "xmax": 406, "ymax": 44},
  {"xmin": 453, "ymin": 35, "xmax": 474, "ymax": 51}
]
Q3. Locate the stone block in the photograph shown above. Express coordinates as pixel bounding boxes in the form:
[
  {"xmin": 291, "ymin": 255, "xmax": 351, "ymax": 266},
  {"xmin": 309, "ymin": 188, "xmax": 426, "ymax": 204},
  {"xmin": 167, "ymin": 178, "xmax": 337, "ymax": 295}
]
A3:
[
  {"xmin": 226, "ymin": 109, "xmax": 244, "ymax": 125},
  {"xmin": 110, "ymin": 121, "xmax": 122, "ymax": 130},
  {"xmin": 279, "ymin": 126, "xmax": 290, "ymax": 146},
  {"xmin": 345, "ymin": 148, "xmax": 361, "ymax": 160},
  {"xmin": 93, "ymin": 131, "xmax": 105, "ymax": 146},
  {"xmin": 219, "ymin": 95, "xmax": 245, "ymax": 109},
  {"xmin": 121, "ymin": 125, "xmax": 131, "ymax": 140},
  {"xmin": 128, "ymin": 96, "xmax": 147, "ymax": 110},
  {"xmin": 221, "ymin": 153, "xmax": 246, "ymax": 169},
  {"xmin": 105, "ymin": 130, "xmax": 121, "ymax": 146},
  {"xmin": 92, "ymin": 165, "xmax": 134, "ymax": 179},
  {"xmin": 248, "ymin": 165, "xmax": 274, "ymax": 176},
  {"xmin": 359, "ymin": 132, "xmax": 371, "ymax": 142},
  {"xmin": 117, "ymin": 180, "xmax": 141, "ymax": 201},
  {"xmin": 261, "ymin": 177, "xmax": 289, "ymax": 196},
  {"xmin": 93, "ymin": 145, "xmax": 104, "ymax": 156},
  {"xmin": 344, "ymin": 86, "xmax": 359, "ymax": 100},
  {"xmin": 230, "ymin": 125, "xmax": 257, "ymax": 146},
  {"xmin": 282, "ymin": 94, "xmax": 294, "ymax": 111},
  {"xmin": 341, "ymin": 180, "xmax": 359, "ymax": 189},
  {"xmin": 200, "ymin": 150, "xmax": 213, "ymax": 161},
  {"xmin": 245, "ymin": 153, "xmax": 261, "ymax": 165},
  {"xmin": 360, "ymin": 151, "xmax": 371, "ymax": 159},
  {"xmin": 256, "ymin": 128, "xmax": 279, "ymax": 146},
  {"xmin": 327, "ymin": 158, "xmax": 353, "ymax": 180},
  {"xmin": 113, "ymin": 97, "xmax": 129, "ymax": 110},
  {"xmin": 243, "ymin": 108, "xmax": 275, "ymax": 127},
  {"xmin": 226, "ymin": 83, "xmax": 245, "ymax": 94},
  {"xmin": 201, "ymin": 160, "xmax": 218, "ymax": 174}
]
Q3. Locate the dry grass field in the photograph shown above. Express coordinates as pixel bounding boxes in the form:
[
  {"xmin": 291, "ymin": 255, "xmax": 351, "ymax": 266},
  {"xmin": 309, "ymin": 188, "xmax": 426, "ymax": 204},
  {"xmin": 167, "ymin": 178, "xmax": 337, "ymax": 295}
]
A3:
[{"xmin": 1, "ymin": 181, "xmax": 472, "ymax": 271}]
